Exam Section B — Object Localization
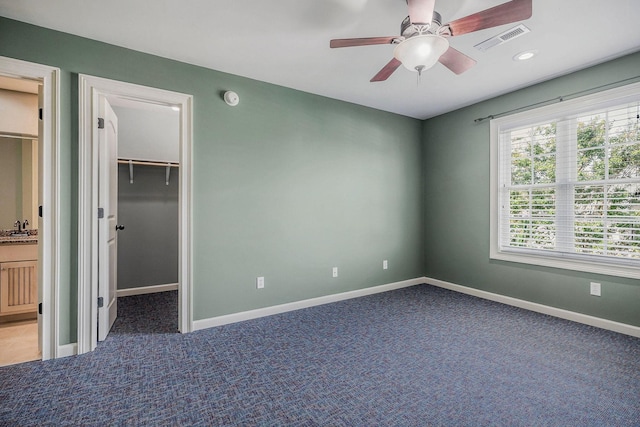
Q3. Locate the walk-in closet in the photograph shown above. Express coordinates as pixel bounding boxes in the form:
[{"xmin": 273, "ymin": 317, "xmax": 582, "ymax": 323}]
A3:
[{"xmin": 111, "ymin": 99, "xmax": 180, "ymax": 315}]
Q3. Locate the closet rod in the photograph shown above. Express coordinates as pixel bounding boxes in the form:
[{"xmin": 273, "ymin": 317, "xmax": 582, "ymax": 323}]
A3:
[{"xmin": 117, "ymin": 159, "xmax": 179, "ymax": 167}]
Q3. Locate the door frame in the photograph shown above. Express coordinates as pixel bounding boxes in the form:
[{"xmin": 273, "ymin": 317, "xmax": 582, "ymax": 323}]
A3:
[
  {"xmin": 0, "ymin": 56, "xmax": 60, "ymax": 360},
  {"xmin": 77, "ymin": 75, "xmax": 193, "ymax": 353}
]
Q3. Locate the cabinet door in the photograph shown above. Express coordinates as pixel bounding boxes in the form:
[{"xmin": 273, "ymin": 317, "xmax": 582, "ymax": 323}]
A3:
[{"xmin": 0, "ymin": 261, "xmax": 38, "ymax": 315}]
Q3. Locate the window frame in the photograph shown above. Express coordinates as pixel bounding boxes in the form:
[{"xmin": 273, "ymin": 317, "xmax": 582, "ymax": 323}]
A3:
[{"xmin": 490, "ymin": 82, "xmax": 640, "ymax": 279}]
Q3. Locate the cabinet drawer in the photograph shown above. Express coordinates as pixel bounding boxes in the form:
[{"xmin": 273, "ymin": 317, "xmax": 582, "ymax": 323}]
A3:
[{"xmin": 0, "ymin": 244, "xmax": 38, "ymax": 263}]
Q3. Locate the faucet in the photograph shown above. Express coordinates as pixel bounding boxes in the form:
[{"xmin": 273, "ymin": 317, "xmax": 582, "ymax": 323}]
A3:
[
  {"xmin": 14, "ymin": 220, "xmax": 22, "ymax": 233},
  {"xmin": 23, "ymin": 219, "xmax": 29, "ymax": 231}
]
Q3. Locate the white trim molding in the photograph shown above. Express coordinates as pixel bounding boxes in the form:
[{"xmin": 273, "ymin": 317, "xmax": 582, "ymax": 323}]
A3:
[
  {"xmin": 0, "ymin": 56, "xmax": 60, "ymax": 360},
  {"xmin": 57, "ymin": 276, "xmax": 640, "ymax": 354},
  {"xmin": 425, "ymin": 277, "xmax": 640, "ymax": 338},
  {"xmin": 117, "ymin": 283, "xmax": 179, "ymax": 297},
  {"xmin": 194, "ymin": 275, "xmax": 640, "ymax": 338},
  {"xmin": 193, "ymin": 278, "xmax": 425, "ymax": 331},
  {"xmin": 56, "ymin": 343, "xmax": 77, "ymax": 358},
  {"xmin": 77, "ymin": 75, "xmax": 193, "ymax": 354}
]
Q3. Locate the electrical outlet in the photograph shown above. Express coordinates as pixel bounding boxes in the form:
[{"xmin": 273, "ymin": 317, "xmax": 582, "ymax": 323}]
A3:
[
  {"xmin": 383, "ymin": 260, "xmax": 388, "ymax": 270},
  {"xmin": 332, "ymin": 267, "xmax": 338, "ymax": 278},
  {"xmin": 590, "ymin": 282, "xmax": 601, "ymax": 297},
  {"xmin": 256, "ymin": 276, "xmax": 265, "ymax": 289}
]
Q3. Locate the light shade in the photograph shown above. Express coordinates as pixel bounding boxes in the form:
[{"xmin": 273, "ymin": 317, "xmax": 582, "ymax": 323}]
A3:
[{"xmin": 393, "ymin": 35, "xmax": 450, "ymax": 73}]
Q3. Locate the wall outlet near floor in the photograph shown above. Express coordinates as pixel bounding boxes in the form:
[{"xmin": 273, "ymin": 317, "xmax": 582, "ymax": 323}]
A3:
[
  {"xmin": 332, "ymin": 267, "xmax": 338, "ymax": 278},
  {"xmin": 383, "ymin": 260, "xmax": 388, "ymax": 270},
  {"xmin": 256, "ymin": 276, "xmax": 265, "ymax": 289},
  {"xmin": 590, "ymin": 282, "xmax": 601, "ymax": 297}
]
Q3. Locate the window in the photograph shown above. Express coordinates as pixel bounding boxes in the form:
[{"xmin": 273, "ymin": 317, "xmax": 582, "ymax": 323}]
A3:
[{"xmin": 490, "ymin": 83, "xmax": 640, "ymax": 279}]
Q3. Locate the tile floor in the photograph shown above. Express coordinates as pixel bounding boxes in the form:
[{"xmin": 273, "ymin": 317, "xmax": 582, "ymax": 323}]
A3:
[{"xmin": 0, "ymin": 319, "xmax": 40, "ymax": 366}]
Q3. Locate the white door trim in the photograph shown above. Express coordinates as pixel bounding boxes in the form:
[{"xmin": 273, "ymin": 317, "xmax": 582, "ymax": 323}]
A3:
[
  {"xmin": 77, "ymin": 75, "xmax": 193, "ymax": 353},
  {"xmin": 0, "ymin": 56, "xmax": 60, "ymax": 360}
]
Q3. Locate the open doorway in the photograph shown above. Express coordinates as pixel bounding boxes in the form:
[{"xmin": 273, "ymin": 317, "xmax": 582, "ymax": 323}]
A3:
[
  {"xmin": 77, "ymin": 75, "xmax": 193, "ymax": 354},
  {"xmin": 105, "ymin": 97, "xmax": 181, "ymax": 338},
  {"xmin": 0, "ymin": 76, "xmax": 40, "ymax": 365},
  {"xmin": 110, "ymin": 97, "xmax": 181, "ymax": 300},
  {"xmin": 0, "ymin": 56, "xmax": 60, "ymax": 363}
]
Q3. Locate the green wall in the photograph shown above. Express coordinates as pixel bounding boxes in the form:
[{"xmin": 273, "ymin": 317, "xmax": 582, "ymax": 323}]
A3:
[
  {"xmin": 2, "ymin": 16, "xmax": 638, "ymax": 346},
  {"xmin": 117, "ymin": 164, "xmax": 179, "ymax": 290},
  {"xmin": 0, "ymin": 138, "xmax": 22, "ymax": 228},
  {"xmin": 0, "ymin": 18, "xmax": 424, "ymax": 344},
  {"xmin": 422, "ymin": 52, "xmax": 640, "ymax": 327}
]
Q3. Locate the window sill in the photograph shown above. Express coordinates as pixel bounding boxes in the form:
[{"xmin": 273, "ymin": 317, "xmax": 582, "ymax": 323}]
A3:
[{"xmin": 490, "ymin": 248, "xmax": 640, "ymax": 280}]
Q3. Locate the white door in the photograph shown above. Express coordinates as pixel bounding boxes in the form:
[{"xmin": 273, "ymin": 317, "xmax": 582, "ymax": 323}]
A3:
[{"xmin": 98, "ymin": 95, "xmax": 118, "ymax": 341}]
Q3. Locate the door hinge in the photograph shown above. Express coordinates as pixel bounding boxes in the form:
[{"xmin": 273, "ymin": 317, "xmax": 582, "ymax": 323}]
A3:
[
  {"xmin": 98, "ymin": 207, "xmax": 104, "ymax": 219},
  {"xmin": 98, "ymin": 117, "xmax": 104, "ymax": 129},
  {"xmin": 97, "ymin": 297, "xmax": 104, "ymax": 308},
  {"xmin": 39, "ymin": 205, "xmax": 43, "ymax": 218},
  {"xmin": 39, "ymin": 108, "xmax": 43, "ymax": 121},
  {"xmin": 38, "ymin": 303, "xmax": 43, "ymax": 315}
]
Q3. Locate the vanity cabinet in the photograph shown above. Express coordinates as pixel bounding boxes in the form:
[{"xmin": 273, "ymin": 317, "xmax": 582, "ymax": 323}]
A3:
[{"xmin": 0, "ymin": 244, "xmax": 38, "ymax": 316}]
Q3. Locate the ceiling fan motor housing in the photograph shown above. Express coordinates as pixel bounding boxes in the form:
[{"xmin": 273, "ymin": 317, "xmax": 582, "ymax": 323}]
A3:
[{"xmin": 401, "ymin": 11, "xmax": 442, "ymax": 38}]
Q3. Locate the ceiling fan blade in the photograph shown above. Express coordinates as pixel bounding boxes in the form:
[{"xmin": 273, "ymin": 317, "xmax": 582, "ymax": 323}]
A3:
[
  {"xmin": 370, "ymin": 58, "xmax": 402, "ymax": 82},
  {"xmin": 447, "ymin": 0, "xmax": 532, "ymax": 37},
  {"xmin": 330, "ymin": 37, "xmax": 397, "ymax": 48},
  {"xmin": 407, "ymin": 0, "xmax": 436, "ymax": 24},
  {"xmin": 438, "ymin": 47, "xmax": 477, "ymax": 75}
]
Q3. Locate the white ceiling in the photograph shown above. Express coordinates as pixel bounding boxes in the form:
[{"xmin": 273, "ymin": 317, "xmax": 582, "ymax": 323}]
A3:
[{"xmin": 1, "ymin": 0, "xmax": 639, "ymax": 119}]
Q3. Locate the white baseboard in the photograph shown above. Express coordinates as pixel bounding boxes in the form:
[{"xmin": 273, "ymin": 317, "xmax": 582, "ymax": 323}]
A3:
[
  {"xmin": 425, "ymin": 277, "xmax": 640, "ymax": 338},
  {"xmin": 117, "ymin": 283, "xmax": 179, "ymax": 297},
  {"xmin": 56, "ymin": 343, "xmax": 77, "ymax": 358},
  {"xmin": 52, "ymin": 277, "xmax": 637, "ymax": 362},
  {"xmin": 193, "ymin": 277, "xmax": 425, "ymax": 331}
]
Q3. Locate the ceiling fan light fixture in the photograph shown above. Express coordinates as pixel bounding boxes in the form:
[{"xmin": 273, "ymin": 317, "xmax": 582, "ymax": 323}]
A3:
[{"xmin": 393, "ymin": 34, "xmax": 449, "ymax": 73}]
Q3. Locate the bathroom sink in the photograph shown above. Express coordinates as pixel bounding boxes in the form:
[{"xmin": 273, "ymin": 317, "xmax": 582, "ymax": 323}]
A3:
[{"xmin": 10, "ymin": 233, "xmax": 29, "ymax": 237}]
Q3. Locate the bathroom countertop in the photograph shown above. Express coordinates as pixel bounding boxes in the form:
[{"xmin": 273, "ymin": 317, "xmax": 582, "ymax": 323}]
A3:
[{"xmin": 0, "ymin": 230, "xmax": 39, "ymax": 244}]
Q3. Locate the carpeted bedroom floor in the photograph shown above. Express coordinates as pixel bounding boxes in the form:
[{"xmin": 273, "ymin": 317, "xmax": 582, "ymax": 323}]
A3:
[{"xmin": 1, "ymin": 284, "xmax": 639, "ymax": 426}]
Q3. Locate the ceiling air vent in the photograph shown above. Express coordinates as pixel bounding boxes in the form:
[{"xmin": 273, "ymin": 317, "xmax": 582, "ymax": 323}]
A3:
[{"xmin": 474, "ymin": 24, "xmax": 531, "ymax": 52}]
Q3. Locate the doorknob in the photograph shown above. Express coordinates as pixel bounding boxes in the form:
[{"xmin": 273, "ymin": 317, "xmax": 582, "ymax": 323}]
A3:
[{"xmin": 115, "ymin": 225, "xmax": 125, "ymax": 231}]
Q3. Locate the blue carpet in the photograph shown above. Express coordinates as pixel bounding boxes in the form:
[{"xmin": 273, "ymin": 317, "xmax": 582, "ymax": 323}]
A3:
[{"xmin": 1, "ymin": 285, "xmax": 639, "ymax": 426}]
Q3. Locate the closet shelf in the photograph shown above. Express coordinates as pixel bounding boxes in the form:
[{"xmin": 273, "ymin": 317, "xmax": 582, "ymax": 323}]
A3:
[
  {"xmin": 117, "ymin": 158, "xmax": 179, "ymax": 167},
  {"xmin": 118, "ymin": 158, "xmax": 179, "ymax": 185}
]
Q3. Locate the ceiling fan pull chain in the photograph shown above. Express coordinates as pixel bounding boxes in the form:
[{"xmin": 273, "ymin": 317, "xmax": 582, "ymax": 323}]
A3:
[{"xmin": 416, "ymin": 65, "xmax": 425, "ymax": 86}]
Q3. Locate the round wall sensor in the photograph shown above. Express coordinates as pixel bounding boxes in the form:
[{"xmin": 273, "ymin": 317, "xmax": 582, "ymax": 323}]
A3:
[{"xmin": 224, "ymin": 91, "xmax": 239, "ymax": 106}]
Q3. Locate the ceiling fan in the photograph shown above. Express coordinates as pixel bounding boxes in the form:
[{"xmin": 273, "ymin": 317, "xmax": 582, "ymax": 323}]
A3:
[{"xmin": 330, "ymin": 0, "xmax": 532, "ymax": 82}]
